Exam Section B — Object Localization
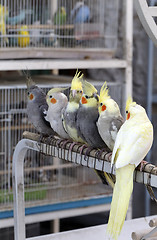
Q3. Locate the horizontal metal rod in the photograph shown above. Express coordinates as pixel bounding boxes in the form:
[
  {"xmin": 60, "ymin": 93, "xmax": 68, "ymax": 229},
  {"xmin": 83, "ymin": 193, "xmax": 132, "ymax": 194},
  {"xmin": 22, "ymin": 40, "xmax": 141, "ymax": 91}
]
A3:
[{"xmin": 23, "ymin": 131, "xmax": 157, "ymax": 188}]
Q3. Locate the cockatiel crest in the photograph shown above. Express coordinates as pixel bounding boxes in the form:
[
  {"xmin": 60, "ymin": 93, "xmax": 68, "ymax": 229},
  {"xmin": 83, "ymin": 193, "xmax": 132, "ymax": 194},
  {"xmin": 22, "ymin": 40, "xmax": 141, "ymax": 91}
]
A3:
[
  {"xmin": 99, "ymin": 81, "xmax": 110, "ymax": 103},
  {"xmin": 82, "ymin": 80, "xmax": 97, "ymax": 96},
  {"xmin": 81, "ymin": 80, "xmax": 99, "ymax": 107},
  {"xmin": 71, "ymin": 70, "xmax": 83, "ymax": 91},
  {"xmin": 125, "ymin": 96, "xmax": 136, "ymax": 111},
  {"xmin": 125, "ymin": 96, "xmax": 137, "ymax": 120}
]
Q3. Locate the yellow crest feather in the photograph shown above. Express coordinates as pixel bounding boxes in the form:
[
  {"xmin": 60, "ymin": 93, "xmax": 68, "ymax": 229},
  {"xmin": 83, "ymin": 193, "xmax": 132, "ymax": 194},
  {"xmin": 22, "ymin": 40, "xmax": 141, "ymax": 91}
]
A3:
[
  {"xmin": 126, "ymin": 96, "xmax": 136, "ymax": 111},
  {"xmin": 71, "ymin": 70, "xmax": 83, "ymax": 90},
  {"xmin": 99, "ymin": 81, "xmax": 110, "ymax": 103},
  {"xmin": 82, "ymin": 80, "xmax": 97, "ymax": 95}
]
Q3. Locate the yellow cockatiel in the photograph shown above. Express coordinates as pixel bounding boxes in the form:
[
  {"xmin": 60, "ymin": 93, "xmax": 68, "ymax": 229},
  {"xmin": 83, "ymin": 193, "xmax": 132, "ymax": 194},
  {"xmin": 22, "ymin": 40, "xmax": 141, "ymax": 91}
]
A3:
[{"xmin": 107, "ymin": 97, "xmax": 153, "ymax": 240}]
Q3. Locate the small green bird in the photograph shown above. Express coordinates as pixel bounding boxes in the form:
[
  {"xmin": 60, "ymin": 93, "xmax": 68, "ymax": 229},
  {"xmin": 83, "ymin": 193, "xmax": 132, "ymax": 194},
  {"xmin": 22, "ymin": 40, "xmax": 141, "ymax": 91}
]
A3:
[{"xmin": 54, "ymin": 6, "xmax": 66, "ymax": 25}]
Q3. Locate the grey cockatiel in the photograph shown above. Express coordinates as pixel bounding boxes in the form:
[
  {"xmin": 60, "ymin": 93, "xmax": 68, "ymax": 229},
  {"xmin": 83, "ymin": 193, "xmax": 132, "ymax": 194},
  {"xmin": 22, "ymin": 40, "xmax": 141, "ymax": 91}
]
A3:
[
  {"xmin": 97, "ymin": 82, "xmax": 124, "ymax": 151},
  {"xmin": 76, "ymin": 80, "xmax": 108, "ymax": 149},
  {"xmin": 76, "ymin": 80, "xmax": 115, "ymax": 187},
  {"xmin": 45, "ymin": 88, "xmax": 71, "ymax": 139},
  {"xmin": 26, "ymin": 77, "xmax": 55, "ymax": 137},
  {"xmin": 62, "ymin": 71, "xmax": 85, "ymax": 143}
]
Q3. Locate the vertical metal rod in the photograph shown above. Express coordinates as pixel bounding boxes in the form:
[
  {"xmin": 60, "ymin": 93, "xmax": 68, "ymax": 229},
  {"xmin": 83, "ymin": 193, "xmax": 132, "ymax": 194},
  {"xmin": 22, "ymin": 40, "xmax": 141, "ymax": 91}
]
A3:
[
  {"xmin": 123, "ymin": 0, "xmax": 133, "ymax": 116},
  {"xmin": 145, "ymin": 0, "xmax": 156, "ymax": 217},
  {"xmin": 13, "ymin": 139, "xmax": 28, "ymax": 240}
]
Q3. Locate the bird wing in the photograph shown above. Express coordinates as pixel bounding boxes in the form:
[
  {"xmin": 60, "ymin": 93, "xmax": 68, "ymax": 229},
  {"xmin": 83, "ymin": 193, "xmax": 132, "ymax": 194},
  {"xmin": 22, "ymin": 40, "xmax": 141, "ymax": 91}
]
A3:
[
  {"xmin": 112, "ymin": 121, "xmax": 153, "ymax": 169},
  {"xmin": 39, "ymin": 104, "xmax": 52, "ymax": 128},
  {"xmin": 109, "ymin": 115, "xmax": 124, "ymax": 142}
]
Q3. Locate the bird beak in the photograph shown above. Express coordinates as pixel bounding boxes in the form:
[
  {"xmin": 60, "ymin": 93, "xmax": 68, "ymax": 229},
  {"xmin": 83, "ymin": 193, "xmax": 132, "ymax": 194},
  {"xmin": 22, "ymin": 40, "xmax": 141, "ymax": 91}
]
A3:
[{"xmin": 72, "ymin": 89, "xmax": 77, "ymax": 98}]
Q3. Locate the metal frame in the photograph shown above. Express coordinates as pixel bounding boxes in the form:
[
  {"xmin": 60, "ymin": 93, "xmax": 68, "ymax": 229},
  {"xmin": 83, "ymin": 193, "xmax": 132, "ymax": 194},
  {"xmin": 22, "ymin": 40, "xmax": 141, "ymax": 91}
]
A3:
[
  {"xmin": 134, "ymin": 0, "xmax": 157, "ymax": 47},
  {"xmin": 13, "ymin": 134, "xmax": 157, "ymax": 240}
]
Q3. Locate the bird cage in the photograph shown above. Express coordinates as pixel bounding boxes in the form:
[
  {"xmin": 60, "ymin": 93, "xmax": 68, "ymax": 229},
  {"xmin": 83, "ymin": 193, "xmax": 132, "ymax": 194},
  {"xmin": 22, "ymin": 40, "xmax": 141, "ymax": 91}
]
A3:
[
  {"xmin": 0, "ymin": 0, "xmax": 119, "ymax": 60},
  {"xmin": 0, "ymin": 76, "xmax": 123, "ymax": 214}
]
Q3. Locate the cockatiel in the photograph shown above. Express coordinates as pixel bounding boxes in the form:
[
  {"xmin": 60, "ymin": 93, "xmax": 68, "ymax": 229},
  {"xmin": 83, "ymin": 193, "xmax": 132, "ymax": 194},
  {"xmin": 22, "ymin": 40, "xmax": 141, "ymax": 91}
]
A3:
[
  {"xmin": 62, "ymin": 70, "xmax": 85, "ymax": 143},
  {"xmin": 97, "ymin": 82, "xmax": 124, "ymax": 151},
  {"xmin": 76, "ymin": 80, "xmax": 115, "ymax": 187},
  {"xmin": 26, "ymin": 76, "xmax": 55, "ymax": 137},
  {"xmin": 76, "ymin": 80, "xmax": 107, "ymax": 149},
  {"xmin": 45, "ymin": 88, "xmax": 70, "ymax": 139},
  {"xmin": 107, "ymin": 97, "xmax": 153, "ymax": 240}
]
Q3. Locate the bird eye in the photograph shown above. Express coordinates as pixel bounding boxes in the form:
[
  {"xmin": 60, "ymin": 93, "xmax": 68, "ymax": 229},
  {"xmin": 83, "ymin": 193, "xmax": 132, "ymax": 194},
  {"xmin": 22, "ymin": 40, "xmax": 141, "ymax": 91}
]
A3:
[
  {"xmin": 79, "ymin": 90, "xmax": 82, "ymax": 93},
  {"xmin": 85, "ymin": 95, "xmax": 89, "ymax": 99},
  {"xmin": 27, "ymin": 91, "xmax": 30, "ymax": 95},
  {"xmin": 126, "ymin": 110, "xmax": 128, "ymax": 114},
  {"xmin": 49, "ymin": 95, "xmax": 52, "ymax": 98},
  {"xmin": 100, "ymin": 102, "xmax": 103, "ymax": 106}
]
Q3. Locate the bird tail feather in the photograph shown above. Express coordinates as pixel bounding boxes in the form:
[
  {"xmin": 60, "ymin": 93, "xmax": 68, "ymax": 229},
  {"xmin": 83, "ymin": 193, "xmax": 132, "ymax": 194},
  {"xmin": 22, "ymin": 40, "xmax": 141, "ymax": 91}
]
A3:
[{"xmin": 107, "ymin": 164, "xmax": 135, "ymax": 240}]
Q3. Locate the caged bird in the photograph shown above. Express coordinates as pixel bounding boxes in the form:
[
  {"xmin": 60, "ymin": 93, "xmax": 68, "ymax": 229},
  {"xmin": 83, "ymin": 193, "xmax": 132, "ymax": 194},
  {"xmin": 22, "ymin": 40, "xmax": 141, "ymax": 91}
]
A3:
[
  {"xmin": 70, "ymin": 2, "xmax": 90, "ymax": 24},
  {"xmin": 54, "ymin": 6, "xmax": 66, "ymax": 25},
  {"xmin": 45, "ymin": 87, "xmax": 71, "ymax": 140},
  {"xmin": 26, "ymin": 74, "xmax": 55, "ymax": 138},
  {"xmin": 62, "ymin": 70, "xmax": 85, "ymax": 144},
  {"xmin": 107, "ymin": 97, "xmax": 153, "ymax": 240},
  {"xmin": 18, "ymin": 25, "xmax": 30, "ymax": 47},
  {"xmin": 0, "ymin": 4, "xmax": 8, "ymax": 45},
  {"xmin": 97, "ymin": 82, "xmax": 124, "ymax": 151}
]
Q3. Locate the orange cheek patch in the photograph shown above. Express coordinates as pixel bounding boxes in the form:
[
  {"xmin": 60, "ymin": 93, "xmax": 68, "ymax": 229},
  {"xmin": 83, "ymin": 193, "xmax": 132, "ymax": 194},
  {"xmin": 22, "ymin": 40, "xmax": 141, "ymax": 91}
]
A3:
[
  {"xmin": 102, "ymin": 105, "xmax": 106, "ymax": 111},
  {"xmin": 127, "ymin": 112, "xmax": 130, "ymax": 120},
  {"xmin": 51, "ymin": 98, "xmax": 57, "ymax": 104},
  {"xmin": 29, "ymin": 93, "xmax": 34, "ymax": 100},
  {"xmin": 81, "ymin": 96, "xmax": 87, "ymax": 104}
]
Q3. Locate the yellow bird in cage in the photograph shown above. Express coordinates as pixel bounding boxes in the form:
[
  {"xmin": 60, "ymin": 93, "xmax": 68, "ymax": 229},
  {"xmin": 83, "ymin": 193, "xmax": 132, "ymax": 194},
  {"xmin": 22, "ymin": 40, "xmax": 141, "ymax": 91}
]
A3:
[
  {"xmin": 0, "ymin": 4, "xmax": 9, "ymax": 45},
  {"xmin": 18, "ymin": 25, "xmax": 30, "ymax": 47}
]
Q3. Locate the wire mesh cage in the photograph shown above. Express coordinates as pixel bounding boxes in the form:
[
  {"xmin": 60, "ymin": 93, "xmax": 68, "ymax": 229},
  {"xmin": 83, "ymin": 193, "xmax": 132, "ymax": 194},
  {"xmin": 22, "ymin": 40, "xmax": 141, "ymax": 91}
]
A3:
[
  {"xmin": 0, "ymin": 76, "xmax": 123, "ymax": 213},
  {"xmin": 0, "ymin": 0, "xmax": 119, "ymax": 59}
]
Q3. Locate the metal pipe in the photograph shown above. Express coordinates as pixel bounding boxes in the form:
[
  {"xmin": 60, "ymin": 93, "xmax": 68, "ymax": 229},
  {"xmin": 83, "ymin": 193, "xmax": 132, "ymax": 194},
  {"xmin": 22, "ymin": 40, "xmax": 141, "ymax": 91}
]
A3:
[{"xmin": 145, "ymin": 0, "xmax": 156, "ymax": 217}]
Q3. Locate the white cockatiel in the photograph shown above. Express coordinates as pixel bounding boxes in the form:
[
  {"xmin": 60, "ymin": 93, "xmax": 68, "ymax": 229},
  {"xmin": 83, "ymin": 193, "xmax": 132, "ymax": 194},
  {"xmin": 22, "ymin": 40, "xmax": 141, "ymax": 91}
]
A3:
[
  {"xmin": 45, "ymin": 88, "xmax": 70, "ymax": 139},
  {"xmin": 107, "ymin": 97, "xmax": 153, "ymax": 240}
]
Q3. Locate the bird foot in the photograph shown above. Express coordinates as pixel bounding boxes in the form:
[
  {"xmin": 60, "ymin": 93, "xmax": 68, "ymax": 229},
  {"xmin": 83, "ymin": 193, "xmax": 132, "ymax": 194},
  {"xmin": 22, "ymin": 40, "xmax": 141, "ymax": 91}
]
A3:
[
  {"xmin": 84, "ymin": 146, "xmax": 95, "ymax": 161},
  {"xmin": 69, "ymin": 142, "xmax": 78, "ymax": 151},
  {"xmin": 95, "ymin": 148, "xmax": 107, "ymax": 160},
  {"xmin": 140, "ymin": 160, "xmax": 148, "ymax": 171},
  {"xmin": 60, "ymin": 139, "xmax": 72, "ymax": 149},
  {"xmin": 79, "ymin": 144, "xmax": 88, "ymax": 155},
  {"xmin": 56, "ymin": 138, "xmax": 65, "ymax": 149}
]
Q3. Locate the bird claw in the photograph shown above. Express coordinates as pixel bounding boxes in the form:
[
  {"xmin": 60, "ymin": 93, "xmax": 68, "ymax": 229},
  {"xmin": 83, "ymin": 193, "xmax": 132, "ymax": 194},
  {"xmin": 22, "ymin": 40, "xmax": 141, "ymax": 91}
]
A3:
[
  {"xmin": 56, "ymin": 139, "xmax": 64, "ymax": 149},
  {"xmin": 84, "ymin": 146, "xmax": 94, "ymax": 161},
  {"xmin": 60, "ymin": 139, "xmax": 72, "ymax": 149},
  {"xmin": 140, "ymin": 160, "xmax": 148, "ymax": 171},
  {"xmin": 79, "ymin": 144, "xmax": 88, "ymax": 155},
  {"xmin": 69, "ymin": 142, "xmax": 77, "ymax": 151}
]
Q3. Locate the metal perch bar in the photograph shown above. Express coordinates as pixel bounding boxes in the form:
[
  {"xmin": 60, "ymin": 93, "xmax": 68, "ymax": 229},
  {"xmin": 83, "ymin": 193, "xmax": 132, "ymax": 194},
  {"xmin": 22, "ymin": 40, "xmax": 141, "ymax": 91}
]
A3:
[{"xmin": 22, "ymin": 131, "xmax": 157, "ymax": 188}]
